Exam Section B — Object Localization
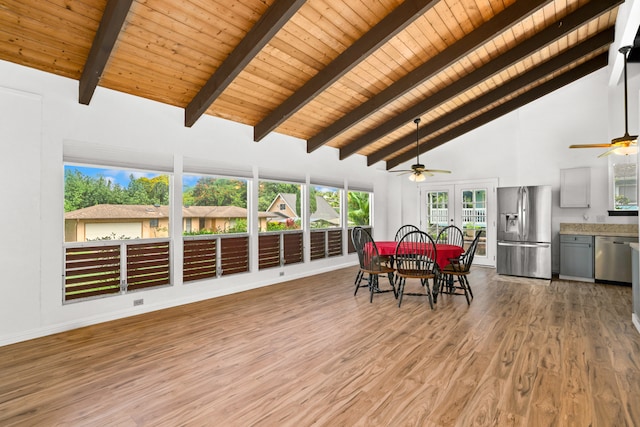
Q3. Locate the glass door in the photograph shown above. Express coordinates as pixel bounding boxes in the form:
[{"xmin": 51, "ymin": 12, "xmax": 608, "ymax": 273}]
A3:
[{"xmin": 420, "ymin": 180, "xmax": 496, "ymax": 267}]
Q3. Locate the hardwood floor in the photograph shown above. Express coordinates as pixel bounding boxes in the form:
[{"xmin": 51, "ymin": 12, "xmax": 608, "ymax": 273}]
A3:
[{"xmin": 1, "ymin": 266, "xmax": 639, "ymax": 426}]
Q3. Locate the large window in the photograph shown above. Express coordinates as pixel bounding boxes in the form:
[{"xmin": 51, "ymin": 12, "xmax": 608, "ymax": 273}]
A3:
[
  {"xmin": 612, "ymin": 158, "xmax": 637, "ymax": 211},
  {"xmin": 258, "ymin": 180, "xmax": 303, "ymax": 231},
  {"xmin": 63, "ymin": 164, "xmax": 171, "ymax": 301},
  {"xmin": 310, "ymin": 185, "xmax": 341, "ymax": 229},
  {"xmin": 182, "ymin": 175, "xmax": 248, "ymax": 234},
  {"xmin": 347, "ymin": 190, "xmax": 371, "ymax": 227},
  {"xmin": 64, "ymin": 165, "xmax": 170, "ymax": 242},
  {"xmin": 461, "ymin": 189, "xmax": 487, "ymax": 255},
  {"xmin": 425, "ymin": 191, "xmax": 449, "ymax": 237},
  {"xmin": 347, "ymin": 190, "xmax": 372, "ymax": 253},
  {"xmin": 257, "ymin": 180, "xmax": 303, "ymax": 269}
]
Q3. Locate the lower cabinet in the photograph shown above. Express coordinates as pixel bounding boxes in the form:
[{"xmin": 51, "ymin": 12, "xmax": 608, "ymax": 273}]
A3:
[{"xmin": 559, "ymin": 234, "xmax": 594, "ymax": 281}]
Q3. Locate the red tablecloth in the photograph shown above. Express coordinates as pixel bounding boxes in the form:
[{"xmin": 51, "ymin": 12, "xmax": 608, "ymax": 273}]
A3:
[{"xmin": 373, "ymin": 241, "xmax": 463, "ymax": 269}]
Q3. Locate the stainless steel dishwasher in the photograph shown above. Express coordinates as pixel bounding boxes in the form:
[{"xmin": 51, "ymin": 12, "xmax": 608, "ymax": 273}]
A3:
[{"xmin": 595, "ymin": 235, "xmax": 635, "ymax": 283}]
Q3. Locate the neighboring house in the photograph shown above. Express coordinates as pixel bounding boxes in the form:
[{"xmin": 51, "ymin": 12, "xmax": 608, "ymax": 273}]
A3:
[
  {"xmin": 65, "ymin": 204, "xmax": 275, "ymax": 242},
  {"xmin": 266, "ymin": 193, "xmax": 339, "ymax": 227}
]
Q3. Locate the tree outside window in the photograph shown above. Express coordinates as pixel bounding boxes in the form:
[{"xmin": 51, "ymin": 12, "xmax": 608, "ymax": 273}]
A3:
[
  {"xmin": 64, "ymin": 165, "xmax": 170, "ymax": 242},
  {"xmin": 347, "ymin": 190, "xmax": 371, "ymax": 226}
]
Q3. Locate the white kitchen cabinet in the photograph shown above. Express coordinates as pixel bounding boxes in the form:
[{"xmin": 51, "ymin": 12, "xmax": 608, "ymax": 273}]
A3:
[{"xmin": 560, "ymin": 167, "xmax": 590, "ymax": 208}]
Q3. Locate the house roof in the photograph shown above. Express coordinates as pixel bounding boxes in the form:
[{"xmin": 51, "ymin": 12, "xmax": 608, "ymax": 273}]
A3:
[
  {"xmin": 65, "ymin": 204, "xmax": 276, "ymax": 219},
  {"xmin": 268, "ymin": 193, "xmax": 299, "ymax": 217},
  {"xmin": 267, "ymin": 193, "xmax": 339, "ymax": 223},
  {"xmin": 311, "ymin": 196, "xmax": 340, "ymax": 223},
  {"xmin": 0, "ymin": 1, "xmax": 631, "ymax": 169}
]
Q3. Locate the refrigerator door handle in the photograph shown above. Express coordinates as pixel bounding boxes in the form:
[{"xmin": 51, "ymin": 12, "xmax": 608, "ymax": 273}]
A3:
[
  {"xmin": 522, "ymin": 186, "xmax": 529, "ymax": 241},
  {"xmin": 498, "ymin": 242, "xmax": 550, "ymax": 249},
  {"xmin": 516, "ymin": 187, "xmax": 522, "ymax": 239}
]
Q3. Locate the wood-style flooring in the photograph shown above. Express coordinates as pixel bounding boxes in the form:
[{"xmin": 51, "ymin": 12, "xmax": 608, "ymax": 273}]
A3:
[{"xmin": 1, "ymin": 266, "xmax": 639, "ymax": 426}]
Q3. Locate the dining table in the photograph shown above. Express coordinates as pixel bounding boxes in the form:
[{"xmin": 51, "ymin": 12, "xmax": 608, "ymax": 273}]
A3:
[
  {"xmin": 372, "ymin": 241, "xmax": 464, "ymax": 299},
  {"xmin": 373, "ymin": 241, "xmax": 464, "ymax": 270}
]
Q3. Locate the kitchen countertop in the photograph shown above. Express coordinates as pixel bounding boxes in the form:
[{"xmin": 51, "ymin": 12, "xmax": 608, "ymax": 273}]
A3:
[{"xmin": 559, "ymin": 223, "xmax": 639, "ymax": 237}]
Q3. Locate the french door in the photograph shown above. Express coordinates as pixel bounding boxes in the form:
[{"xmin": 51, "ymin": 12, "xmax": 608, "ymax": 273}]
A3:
[{"xmin": 419, "ymin": 179, "xmax": 497, "ymax": 267}]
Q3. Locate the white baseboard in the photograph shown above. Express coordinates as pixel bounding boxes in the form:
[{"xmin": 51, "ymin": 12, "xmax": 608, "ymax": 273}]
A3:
[{"xmin": 634, "ymin": 312, "xmax": 640, "ymax": 335}]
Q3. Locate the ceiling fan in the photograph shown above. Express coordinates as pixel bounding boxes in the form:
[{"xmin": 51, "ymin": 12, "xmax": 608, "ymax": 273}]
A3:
[
  {"xmin": 569, "ymin": 45, "xmax": 638, "ymax": 157},
  {"xmin": 392, "ymin": 118, "xmax": 451, "ymax": 181}
]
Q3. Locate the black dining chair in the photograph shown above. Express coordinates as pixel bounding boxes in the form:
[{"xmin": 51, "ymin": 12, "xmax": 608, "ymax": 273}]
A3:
[
  {"xmin": 353, "ymin": 228, "xmax": 396, "ymax": 302},
  {"xmin": 394, "ymin": 230, "xmax": 438, "ymax": 309},
  {"xmin": 395, "ymin": 224, "xmax": 420, "ymax": 241},
  {"xmin": 438, "ymin": 230, "xmax": 483, "ymax": 305},
  {"xmin": 436, "ymin": 225, "xmax": 464, "ymax": 248}
]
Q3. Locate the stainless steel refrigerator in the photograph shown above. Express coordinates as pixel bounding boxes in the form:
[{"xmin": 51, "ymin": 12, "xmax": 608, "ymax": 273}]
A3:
[{"xmin": 497, "ymin": 185, "xmax": 552, "ymax": 279}]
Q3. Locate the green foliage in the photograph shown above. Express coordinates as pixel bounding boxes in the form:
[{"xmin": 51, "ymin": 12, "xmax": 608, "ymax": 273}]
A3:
[
  {"xmin": 64, "ymin": 169, "xmax": 169, "ymax": 212},
  {"xmin": 266, "ymin": 218, "xmax": 300, "ymax": 231},
  {"xmin": 189, "ymin": 177, "xmax": 247, "ymax": 207},
  {"xmin": 227, "ymin": 218, "xmax": 247, "ymax": 233},
  {"xmin": 347, "ymin": 191, "xmax": 370, "ymax": 226},
  {"xmin": 615, "ymin": 194, "xmax": 634, "ymax": 208}
]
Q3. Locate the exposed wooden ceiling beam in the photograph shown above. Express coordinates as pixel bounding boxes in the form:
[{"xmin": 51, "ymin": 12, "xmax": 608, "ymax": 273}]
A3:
[
  {"xmin": 307, "ymin": 0, "xmax": 552, "ymax": 154},
  {"xmin": 346, "ymin": 0, "xmax": 623, "ymax": 161},
  {"xmin": 383, "ymin": 53, "xmax": 609, "ymax": 170},
  {"xmin": 370, "ymin": 28, "xmax": 615, "ymax": 167},
  {"xmin": 79, "ymin": 0, "xmax": 133, "ymax": 105},
  {"xmin": 185, "ymin": 0, "xmax": 306, "ymax": 128},
  {"xmin": 253, "ymin": 0, "xmax": 440, "ymax": 142}
]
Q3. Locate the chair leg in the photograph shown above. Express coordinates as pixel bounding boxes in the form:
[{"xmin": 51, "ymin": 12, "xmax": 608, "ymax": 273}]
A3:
[
  {"xmin": 369, "ymin": 275, "xmax": 377, "ymax": 303},
  {"xmin": 353, "ymin": 270, "xmax": 363, "ymax": 296},
  {"xmin": 465, "ymin": 276, "xmax": 474, "ymax": 299},
  {"xmin": 432, "ymin": 275, "xmax": 440, "ymax": 304},
  {"xmin": 397, "ymin": 277, "xmax": 405, "ymax": 307},
  {"xmin": 459, "ymin": 274, "xmax": 471, "ymax": 305},
  {"xmin": 387, "ymin": 272, "xmax": 398, "ymax": 298},
  {"xmin": 423, "ymin": 278, "xmax": 434, "ymax": 310}
]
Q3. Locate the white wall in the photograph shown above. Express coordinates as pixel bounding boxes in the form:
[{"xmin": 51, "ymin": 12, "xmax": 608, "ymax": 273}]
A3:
[
  {"xmin": 389, "ymin": 63, "xmax": 640, "ymax": 273},
  {"xmin": 0, "ymin": 60, "xmax": 390, "ymax": 346}
]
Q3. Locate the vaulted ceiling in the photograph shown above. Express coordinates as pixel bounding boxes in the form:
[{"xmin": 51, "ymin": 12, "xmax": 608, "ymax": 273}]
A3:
[{"xmin": 0, "ymin": 0, "xmax": 625, "ymax": 170}]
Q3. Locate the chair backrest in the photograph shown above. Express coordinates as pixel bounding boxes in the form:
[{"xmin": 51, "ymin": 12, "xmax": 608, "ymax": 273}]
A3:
[
  {"xmin": 394, "ymin": 224, "xmax": 420, "ymax": 241},
  {"xmin": 458, "ymin": 230, "xmax": 483, "ymax": 271},
  {"xmin": 436, "ymin": 225, "xmax": 464, "ymax": 247},
  {"xmin": 351, "ymin": 226, "xmax": 362, "ymax": 252},
  {"xmin": 394, "ymin": 230, "xmax": 437, "ymax": 276},
  {"xmin": 354, "ymin": 228, "xmax": 386, "ymax": 273}
]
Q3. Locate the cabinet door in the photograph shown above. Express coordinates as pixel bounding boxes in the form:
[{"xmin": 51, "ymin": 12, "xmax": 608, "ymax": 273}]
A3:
[
  {"xmin": 560, "ymin": 167, "xmax": 590, "ymax": 208},
  {"xmin": 560, "ymin": 236, "xmax": 593, "ymax": 278}
]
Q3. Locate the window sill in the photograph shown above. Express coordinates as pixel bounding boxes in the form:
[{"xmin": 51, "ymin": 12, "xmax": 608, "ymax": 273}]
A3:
[{"xmin": 608, "ymin": 210, "xmax": 638, "ymax": 216}]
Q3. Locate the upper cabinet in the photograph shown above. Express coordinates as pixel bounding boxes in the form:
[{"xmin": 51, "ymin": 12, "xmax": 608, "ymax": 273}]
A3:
[{"xmin": 560, "ymin": 167, "xmax": 590, "ymax": 208}]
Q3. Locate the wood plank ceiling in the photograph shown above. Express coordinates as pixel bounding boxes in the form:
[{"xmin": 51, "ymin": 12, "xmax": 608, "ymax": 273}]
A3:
[{"xmin": 0, "ymin": 0, "xmax": 623, "ymax": 170}]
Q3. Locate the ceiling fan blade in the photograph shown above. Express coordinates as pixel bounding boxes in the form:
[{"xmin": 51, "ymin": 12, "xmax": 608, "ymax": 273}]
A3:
[
  {"xmin": 423, "ymin": 169, "xmax": 451, "ymax": 174},
  {"xmin": 569, "ymin": 144, "xmax": 614, "ymax": 149},
  {"xmin": 597, "ymin": 147, "xmax": 618, "ymax": 158}
]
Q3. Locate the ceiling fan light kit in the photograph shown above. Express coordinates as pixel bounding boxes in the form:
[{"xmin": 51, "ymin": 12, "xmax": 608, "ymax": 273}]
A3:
[{"xmin": 570, "ymin": 45, "xmax": 638, "ymax": 157}]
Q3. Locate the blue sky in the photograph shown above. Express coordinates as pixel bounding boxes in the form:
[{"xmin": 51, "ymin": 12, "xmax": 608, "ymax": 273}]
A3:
[{"xmin": 65, "ymin": 165, "xmax": 211, "ymax": 189}]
